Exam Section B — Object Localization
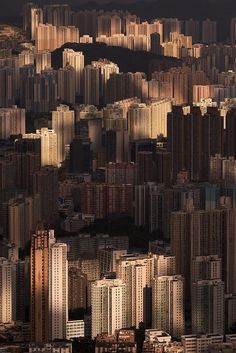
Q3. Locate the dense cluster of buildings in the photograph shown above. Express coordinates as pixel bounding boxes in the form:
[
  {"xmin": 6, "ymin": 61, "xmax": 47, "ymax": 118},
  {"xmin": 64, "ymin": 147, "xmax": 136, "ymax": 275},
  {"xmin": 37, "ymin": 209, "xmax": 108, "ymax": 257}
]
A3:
[{"xmin": 2, "ymin": 2, "xmax": 236, "ymax": 353}]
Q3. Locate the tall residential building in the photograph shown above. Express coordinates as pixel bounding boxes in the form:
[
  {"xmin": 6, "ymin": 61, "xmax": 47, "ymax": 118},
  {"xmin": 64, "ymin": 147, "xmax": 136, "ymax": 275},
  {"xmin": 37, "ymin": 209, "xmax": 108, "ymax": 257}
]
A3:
[
  {"xmin": 117, "ymin": 254, "xmax": 156, "ymax": 328},
  {"xmin": 202, "ymin": 19, "xmax": 217, "ymax": 44},
  {"xmin": 150, "ymin": 33, "xmax": 163, "ymax": 56},
  {"xmin": 184, "ymin": 19, "xmax": 200, "ymax": 43},
  {"xmin": 156, "ymin": 149, "xmax": 172, "ymax": 185},
  {"xmin": 58, "ymin": 64, "xmax": 76, "ymax": 105},
  {"xmin": 103, "ymin": 101, "xmax": 133, "ymax": 130},
  {"xmin": 52, "ymin": 105, "xmax": 75, "ymax": 165},
  {"xmin": 63, "ymin": 49, "xmax": 84, "ymax": 96},
  {"xmin": 75, "ymin": 107, "xmax": 103, "ymax": 158},
  {"xmin": 105, "ymin": 162, "xmax": 137, "ymax": 185},
  {"xmin": 69, "ymin": 137, "xmax": 92, "ymax": 174},
  {"xmin": 43, "ymin": 4, "xmax": 71, "ymax": 26},
  {"xmin": 137, "ymin": 151, "xmax": 155, "ymax": 184},
  {"xmin": 98, "ymin": 247, "xmax": 127, "ymax": 275},
  {"xmin": 226, "ymin": 108, "xmax": 236, "ymax": 158},
  {"xmin": 161, "ymin": 18, "xmax": 181, "ymax": 42},
  {"xmin": 191, "ymin": 255, "xmax": 222, "ymax": 283},
  {"xmin": 30, "ymin": 6, "xmax": 44, "ymax": 40},
  {"xmin": 30, "ymin": 228, "xmax": 55, "ymax": 342},
  {"xmin": 127, "ymin": 103, "xmax": 151, "ymax": 140},
  {"xmin": 35, "ymin": 51, "xmax": 51, "ymax": 74},
  {"xmin": 79, "ymin": 183, "xmax": 133, "ymax": 219},
  {"xmin": 68, "ymin": 263, "xmax": 87, "ymax": 312},
  {"xmin": 13, "ymin": 138, "xmax": 41, "ymax": 192},
  {"xmin": 0, "ymin": 67, "xmax": 17, "ymax": 108},
  {"xmin": 225, "ymin": 295, "xmax": 236, "ymax": 332},
  {"xmin": 134, "ymin": 183, "xmax": 159, "ymax": 229},
  {"xmin": 91, "ymin": 278, "xmax": 126, "ymax": 338},
  {"xmin": 135, "ymin": 182, "xmax": 200, "ymax": 237},
  {"xmin": 152, "ymin": 275, "xmax": 185, "ymax": 338},
  {"xmin": 38, "ymin": 128, "xmax": 58, "ymax": 167},
  {"xmin": 230, "ymin": 18, "xmax": 236, "ymax": 44},
  {"xmin": 50, "ymin": 243, "xmax": 68, "ymax": 340},
  {"xmin": 0, "ymin": 258, "xmax": 16, "ymax": 324},
  {"xmin": 0, "ymin": 106, "xmax": 25, "ymax": 139},
  {"xmin": 19, "ymin": 64, "xmax": 35, "ymax": 108},
  {"xmin": 149, "ymin": 99, "xmax": 172, "ymax": 138},
  {"xmin": 104, "ymin": 129, "xmax": 129, "ymax": 163},
  {"xmin": 35, "ymin": 24, "xmax": 79, "ymax": 51},
  {"xmin": 209, "ymin": 154, "xmax": 225, "ymax": 183},
  {"xmin": 80, "ymin": 257, "xmax": 101, "ymax": 308},
  {"xmin": 152, "ymin": 67, "xmax": 199, "ymax": 105},
  {"xmin": 14, "ymin": 134, "xmax": 41, "ymax": 155},
  {"xmin": 23, "ymin": 3, "xmax": 40, "ymax": 38},
  {"xmin": 155, "ymin": 255, "xmax": 176, "ymax": 277},
  {"xmin": 8, "ymin": 194, "xmax": 41, "ymax": 249},
  {"xmin": 84, "ymin": 60, "xmax": 119, "ymax": 105},
  {"xmin": 35, "ymin": 24, "xmax": 57, "ymax": 51},
  {"xmin": 57, "ymin": 26, "xmax": 80, "ymax": 48},
  {"xmin": 84, "ymin": 65, "xmax": 100, "ymax": 105},
  {"xmin": 191, "ymin": 279, "xmax": 224, "ymax": 335},
  {"xmin": 167, "ymin": 106, "xmax": 224, "ymax": 181},
  {"xmin": 23, "ymin": 128, "xmax": 58, "ymax": 167},
  {"xmin": 97, "ymin": 14, "xmax": 122, "ymax": 37},
  {"xmin": 91, "ymin": 59, "xmax": 119, "ymax": 100},
  {"xmin": 171, "ymin": 207, "xmax": 236, "ymax": 296},
  {"xmin": 15, "ymin": 257, "xmax": 30, "ymax": 323},
  {"xmin": 19, "ymin": 50, "xmax": 34, "ymax": 67},
  {"xmin": 106, "ymin": 72, "xmax": 145, "ymax": 103},
  {"xmin": 33, "ymin": 167, "xmax": 58, "ymax": 223},
  {"xmin": 23, "ymin": 68, "xmax": 58, "ymax": 113},
  {"xmin": 30, "ymin": 228, "xmax": 68, "ymax": 342}
]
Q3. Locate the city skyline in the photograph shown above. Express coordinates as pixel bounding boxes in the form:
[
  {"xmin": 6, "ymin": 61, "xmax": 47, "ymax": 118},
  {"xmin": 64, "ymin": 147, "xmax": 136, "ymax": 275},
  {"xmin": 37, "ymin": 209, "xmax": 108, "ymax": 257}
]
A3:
[{"xmin": 1, "ymin": 1, "xmax": 236, "ymax": 353}]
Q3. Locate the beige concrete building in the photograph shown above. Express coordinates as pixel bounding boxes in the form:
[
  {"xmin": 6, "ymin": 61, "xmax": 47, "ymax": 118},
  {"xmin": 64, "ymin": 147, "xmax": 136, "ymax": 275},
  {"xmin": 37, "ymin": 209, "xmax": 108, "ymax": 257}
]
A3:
[
  {"xmin": 91, "ymin": 278, "xmax": 126, "ymax": 338},
  {"xmin": 63, "ymin": 49, "xmax": 84, "ymax": 95},
  {"xmin": 152, "ymin": 275, "xmax": 185, "ymax": 338},
  {"xmin": 192, "ymin": 279, "xmax": 224, "ymax": 335}
]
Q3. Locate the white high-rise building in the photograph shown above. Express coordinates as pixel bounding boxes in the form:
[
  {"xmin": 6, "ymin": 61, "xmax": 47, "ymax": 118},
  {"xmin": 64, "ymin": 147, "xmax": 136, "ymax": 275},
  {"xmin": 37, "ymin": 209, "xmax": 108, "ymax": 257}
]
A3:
[
  {"xmin": 52, "ymin": 105, "xmax": 75, "ymax": 165},
  {"xmin": 50, "ymin": 243, "xmax": 68, "ymax": 340},
  {"xmin": 63, "ymin": 49, "xmax": 84, "ymax": 95},
  {"xmin": 23, "ymin": 128, "xmax": 58, "ymax": 167},
  {"xmin": 38, "ymin": 128, "xmax": 58, "ymax": 167},
  {"xmin": 0, "ymin": 258, "xmax": 16, "ymax": 324},
  {"xmin": 152, "ymin": 275, "xmax": 185, "ymax": 338},
  {"xmin": 117, "ymin": 253, "xmax": 155, "ymax": 328},
  {"xmin": 0, "ymin": 106, "xmax": 25, "ymax": 139},
  {"xmin": 91, "ymin": 278, "xmax": 126, "ymax": 338}
]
